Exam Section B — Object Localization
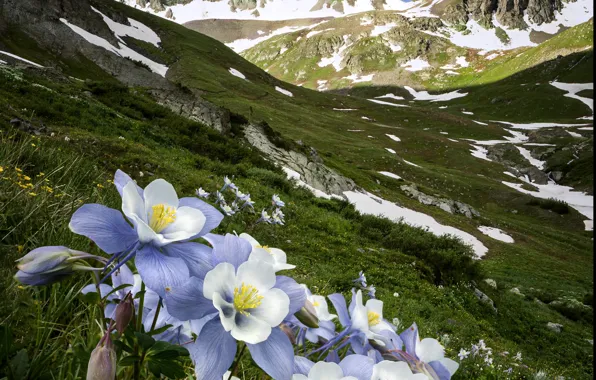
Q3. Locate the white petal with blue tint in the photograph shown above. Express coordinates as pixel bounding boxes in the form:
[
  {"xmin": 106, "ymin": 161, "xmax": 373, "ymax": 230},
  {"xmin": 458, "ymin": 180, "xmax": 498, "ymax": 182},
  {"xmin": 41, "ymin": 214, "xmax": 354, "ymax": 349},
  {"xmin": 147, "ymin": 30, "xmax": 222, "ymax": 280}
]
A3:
[{"xmin": 203, "ymin": 262, "xmax": 235, "ymax": 300}]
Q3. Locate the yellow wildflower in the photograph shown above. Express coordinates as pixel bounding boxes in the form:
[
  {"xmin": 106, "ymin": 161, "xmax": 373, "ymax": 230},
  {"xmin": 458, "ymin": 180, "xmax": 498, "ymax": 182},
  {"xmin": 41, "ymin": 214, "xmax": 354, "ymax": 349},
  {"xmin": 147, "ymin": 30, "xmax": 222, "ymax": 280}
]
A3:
[
  {"xmin": 96, "ymin": 183, "xmax": 104, "ymax": 189},
  {"xmin": 17, "ymin": 245, "xmax": 24, "ymax": 253},
  {"xmin": 31, "ymin": 143, "xmax": 36, "ymax": 147},
  {"xmin": 0, "ymin": 166, "xmax": 4, "ymax": 173},
  {"xmin": 41, "ymin": 186, "xmax": 53, "ymax": 193},
  {"xmin": 23, "ymin": 175, "xmax": 31, "ymax": 181},
  {"xmin": 15, "ymin": 167, "xmax": 22, "ymax": 173},
  {"xmin": 28, "ymin": 192, "xmax": 37, "ymax": 197},
  {"xmin": 37, "ymin": 172, "xmax": 45, "ymax": 177}
]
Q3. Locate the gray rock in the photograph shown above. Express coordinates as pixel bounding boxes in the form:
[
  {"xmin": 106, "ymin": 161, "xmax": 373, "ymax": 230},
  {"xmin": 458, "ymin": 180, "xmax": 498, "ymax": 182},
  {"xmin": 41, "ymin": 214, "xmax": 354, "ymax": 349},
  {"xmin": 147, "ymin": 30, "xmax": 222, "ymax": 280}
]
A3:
[
  {"xmin": 510, "ymin": 287, "xmax": 524, "ymax": 296},
  {"xmin": 551, "ymin": 171, "xmax": 564, "ymax": 182},
  {"xmin": 400, "ymin": 184, "xmax": 479, "ymax": 218},
  {"xmin": 546, "ymin": 322, "xmax": 563, "ymax": 333},
  {"xmin": 164, "ymin": 7, "xmax": 174, "ymax": 19},
  {"xmin": 243, "ymin": 124, "xmax": 357, "ymax": 197},
  {"xmin": 474, "ymin": 288, "xmax": 497, "ymax": 312}
]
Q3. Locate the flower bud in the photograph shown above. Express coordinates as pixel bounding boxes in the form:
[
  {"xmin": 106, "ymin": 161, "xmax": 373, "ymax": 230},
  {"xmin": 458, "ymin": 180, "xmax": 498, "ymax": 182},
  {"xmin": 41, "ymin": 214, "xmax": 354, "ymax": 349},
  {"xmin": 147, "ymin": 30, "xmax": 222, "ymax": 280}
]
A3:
[
  {"xmin": 279, "ymin": 323, "xmax": 296, "ymax": 345},
  {"xmin": 294, "ymin": 300, "xmax": 319, "ymax": 329},
  {"xmin": 15, "ymin": 246, "xmax": 105, "ymax": 286},
  {"xmin": 87, "ymin": 332, "xmax": 117, "ymax": 380},
  {"xmin": 114, "ymin": 293, "xmax": 134, "ymax": 334}
]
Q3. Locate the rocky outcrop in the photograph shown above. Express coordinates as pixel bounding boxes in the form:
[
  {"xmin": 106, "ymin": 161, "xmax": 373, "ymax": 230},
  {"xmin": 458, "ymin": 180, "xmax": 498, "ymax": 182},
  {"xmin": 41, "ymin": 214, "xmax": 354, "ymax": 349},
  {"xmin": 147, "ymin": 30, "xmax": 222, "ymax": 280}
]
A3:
[
  {"xmin": 243, "ymin": 124, "xmax": 357, "ymax": 196},
  {"xmin": 486, "ymin": 144, "xmax": 549, "ymax": 184},
  {"xmin": 474, "ymin": 288, "xmax": 497, "ymax": 313},
  {"xmin": 148, "ymin": 89, "xmax": 232, "ymax": 134},
  {"xmin": 400, "ymin": 184, "xmax": 480, "ymax": 218},
  {"xmin": 165, "ymin": 8, "xmax": 174, "ymax": 19}
]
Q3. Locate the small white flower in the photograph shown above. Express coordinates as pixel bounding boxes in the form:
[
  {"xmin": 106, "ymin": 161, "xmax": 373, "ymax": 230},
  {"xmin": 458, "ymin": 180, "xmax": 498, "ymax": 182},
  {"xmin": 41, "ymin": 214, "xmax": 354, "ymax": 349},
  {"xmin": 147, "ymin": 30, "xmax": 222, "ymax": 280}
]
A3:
[
  {"xmin": 514, "ymin": 352, "xmax": 522, "ymax": 361},
  {"xmin": 204, "ymin": 261, "xmax": 289, "ymax": 344},
  {"xmin": 221, "ymin": 203, "xmax": 235, "ymax": 216},
  {"xmin": 458, "ymin": 349, "xmax": 470, "ymax": 360},
  {"xmin": 50, "ymin": 132, "xmax": 55, "ymax": 137},
  {"xmin": 139, "ymin": 171, "xmax": 144, "ymax": 177},
  {"xmin": 393, "ymin": 292, "xmax": 399, "ymax": 297},
  {"xmin": 195, "ymin": 187, "xmax": 209, "ymax": 198},
  {"xmin": 118, "ymin": 136, "xmax": 125, "ymax": 140},
  {"xmin": 392, "ymin": 317, "xmax": 400, "ymax": 329},
  {"xmin": 272, "ymin": 194, "xmax": 285, "ymax": 207},
  {"xmin": 64, "ymin": 136, "xmax": 71, "ymax": 142},
  {"xmin": 240, "ymin": 233, "xmax": 295, "ymax": 272},
  {"xmin": 484, "ymin": 356, "xmax": 493, "ymax": 366}
]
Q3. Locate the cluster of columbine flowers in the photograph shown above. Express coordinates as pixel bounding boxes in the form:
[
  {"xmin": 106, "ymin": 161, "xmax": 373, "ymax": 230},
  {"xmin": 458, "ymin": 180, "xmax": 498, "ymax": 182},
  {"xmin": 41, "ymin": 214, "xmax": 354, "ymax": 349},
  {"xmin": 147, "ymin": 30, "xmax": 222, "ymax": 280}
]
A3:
[
  {"xmin": 457, "ymin": 339, "xmax": 524, "ymax": 376},
  {"xmin": 196, "ymin": 176, "xmax": 285, "ymax": 225},
  {"xmin": 15, "ymin": 170, "xmax": 459, "ymax": 380}
]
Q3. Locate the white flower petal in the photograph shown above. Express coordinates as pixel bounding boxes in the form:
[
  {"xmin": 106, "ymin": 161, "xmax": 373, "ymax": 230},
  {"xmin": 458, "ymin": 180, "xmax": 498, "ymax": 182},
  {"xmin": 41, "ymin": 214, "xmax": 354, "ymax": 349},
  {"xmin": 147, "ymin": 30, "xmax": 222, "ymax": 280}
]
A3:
[
  {"xmin": 372, "ymin": 361, "xmax": 426, "ymax": 380},
  {"xmin": 250, "ymin": 288, "xmax": 289, "ymax": 326},
  {"xmin": 203, "ymin": 262, "xmax": 236, "ymax": 300},
  {"xmin": 213, "ymin": 292, "xmax": 236, "ymax": 332},
  {"xmin": 143, "ymin": 179, "xmax": 179, "ymax": 212},
  {"xmin": 122, "ymin": 181, "xmax": 146, "ymax": 223},
  {"xmin": 236, "ymin": 260, "xmax": 276, "ymax": 293},
  {"xmin": 309, "ymin": 362, "xmax": 344, "ymax": 380},
  {"xmin": 438, "ymin": 357, "xmax": 459, "ymax": 376},
  {"xmin": 239, "ymin": 232, "xmax": 260, "ymax": 247},
  {"xmin": 160, "ymin": 206, "xmax": 206, "ymax": 242},
  {"xmin": 248, "ymin": 249, "xmax": 276, "ymax": 266},
  {"xmin": 292, "ymin": 375, "xmax": 309, "ymax": 380},
  {"xmin": 270, "ymin": 248, "xmax": 288, "ymax": 263},
  {"xmin": 311, "ymin": 295, "xmax": 336, "ymax": 321},
  {"xmin": 351, "ymin": 290, "xmax": 369, "ymax": 333},
  {"xmin": 230, "ymin": 313, "xmax": 271, "ymax": 344},
  {"xmin": 416, "ymin": 338, "xmax": 445, "ymax": 364},
  {"xmin": 133, "ymin": 217, "xmax": 158, "ymax": 244}
]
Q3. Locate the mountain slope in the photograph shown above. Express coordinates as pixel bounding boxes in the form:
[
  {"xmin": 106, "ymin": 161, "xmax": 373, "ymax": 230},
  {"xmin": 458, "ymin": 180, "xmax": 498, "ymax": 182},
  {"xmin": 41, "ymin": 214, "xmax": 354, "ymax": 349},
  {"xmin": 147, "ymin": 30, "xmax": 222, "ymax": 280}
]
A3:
[{"xmin": 0, "ymin": 0, "xmax": 593, "ymax": 378}]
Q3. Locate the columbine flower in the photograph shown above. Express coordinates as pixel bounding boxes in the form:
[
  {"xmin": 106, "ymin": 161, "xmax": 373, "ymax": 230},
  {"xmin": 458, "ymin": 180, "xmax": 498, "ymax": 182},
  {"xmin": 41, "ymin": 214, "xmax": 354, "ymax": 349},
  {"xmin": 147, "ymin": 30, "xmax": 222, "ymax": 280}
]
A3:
[
  {"xmin": 478, "ymin": 339, "xmax": 487, "ymax": 351},
  {"xmin": 484, "ymin": 356, "xmax": 493, "ymax": 366},
  {"xmin": 69, "ymin": 170, "xmax": 223, "ymax": 297},
  {"xmin": 349, "ymin": 289, "xmax": 395, "ymax": 342},
  {"xmin": 215, "ymin": 190, "xmax": 225, "ymax": 204},
  {"xmin": 15, "ymin": 246, "xmax": 106, "ymax": 286},
  {"xmin": 514, "ymin": 352, "xmax": 522, "ymax": 361},
  {"xmin": 353, "ymin": 271, "xmax": 367, "ymax": 288},
  {"xmin": 221, "ymin": 176, "xmax": 237, "ymax": 192},
  {"xmin": 235, "ymin": 189, "xmax": 249, "ymax": 201},
  {"xmin": 458, "ymin": 349, "xmax": 470, "ymax": 360},
  {"xmin": 272, "ymin": 208, "xmax": 285, "ymax": 225},
  {"xmin": 257, "ymin": 209, "xmax": 271, "ymax": 224},
  {"xmin": 367, "ymin": 285, "xmax": 376, "ymax": 299},
  {"xmin": 240, "ymin": 233, "xmax": 295, "ymax": 272},
  {"xmin": 371, "ymin": 361, "xmax": 428, "ymax": 380},
  {"xmin": 87, "ymin": 331, "xmax": 116, "ymax": 380},
  {"xmin": 242, "ymin": 196, "xmax": 255, "ymax": 210},
  {"xmin": 165, "ymin": 234, "xmax": 305, "ymax": 380},
  {"xmin": 221, "ymin": 203, "xmax": 235, "ymax": 216},
  {"xmin": 392, "ymin": 318, "xmax": 400, "ymax": 329},
  {"xmin": 272, "ymin": 194, "xmax": 285, "ymax": 207},
  {"xmin": 292, "ymin": 355, "xmax": 374, "ymax": 380},
  {"xmin": 196, "ymin": 187, "xmax": 210, "ymax": 198},
  {"xmin": 399, "ymin": 323, "xmax": 459, "ymax": 379}
]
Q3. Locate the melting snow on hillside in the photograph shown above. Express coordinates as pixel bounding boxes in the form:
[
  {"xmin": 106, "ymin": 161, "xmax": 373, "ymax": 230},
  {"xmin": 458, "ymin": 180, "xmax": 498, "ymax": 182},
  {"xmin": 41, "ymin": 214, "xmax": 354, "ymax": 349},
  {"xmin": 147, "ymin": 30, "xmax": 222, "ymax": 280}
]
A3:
[
  {"xmin": 478, "ymin": 226, "xmax": 514, "ymax": 243},
  {"xmin": 368, "ymin": 99, "xmax": 409, "ymax": 107},
  {"xmin": 344, "ymin": 191, "xmax": 488, "ymax": 257},
  {"xmin": 470, "ymin": 145, "xmax": 492, "ymax": 161},
  {"xmin": 386, "ymin": 134, "xmax": 401, "ymax": 142},
  {"xmin": 370, "ymin": 23, "xmax": 397, "ymax": 37},
  {"xmin": 344, "ymin": 73, "xmax": 375, "ymax": 83},
  {"xmin": 401, "ymin": 58, "xmax": 431, "ymax": 72},
  {"xmin": 226, "ymin": 22, "xmax": 326, "ymax": 52},
  {"xmin": 472, "ymin": 120, "xmax": 488, "ymax": 125},
  {"xmin": 0, "ymin": 50, "xmax": 43, "ymax": 68},
  {"xmin": 491, "ymin": 120, "xmax": 591, "ymax": 130},
  {"xmin": 550, "ymin": 82, "xmax": 594, "ymax": 119},
  {"xmin": 516, "ymin": 146, "xmax": 545, "ymax": 169},
  {"xmin": 318, "ymin": 35, "xmax": 351, "ymax": 71},
  {"xmin": 376, "ymin": 93, "xmax": 405, "ymax": 101},
  {"xmin": 229, "ymin": 68, "xmax": 246, "ymax": 79},
  {"xmin": 283, "ymin": 167, "xmax": 343, "ymax": 200},
  {"xmin": 60, "ymin": 8, "xmax": 168, "ymax": 77},
  {"xmin": 379, "ymin": 171, "xmax": 402, "ymax": 180},
  {"xmin": 403, "ymin": 159, "xmax": 421, "ymax": 168},
  {"xmin": 275, "ymin": 86, "xmax": 293, "ymax": 97},
  {"xmin": 385, "ymin": 148, "xmax": 397, "ymax": 154},
  {"xmin": 502, "ymin": 175, "xmax": 593, "ymax": 231},
  {"xmin": 404, "ymin": 86, "xmax": 468, "ymax": 102}
]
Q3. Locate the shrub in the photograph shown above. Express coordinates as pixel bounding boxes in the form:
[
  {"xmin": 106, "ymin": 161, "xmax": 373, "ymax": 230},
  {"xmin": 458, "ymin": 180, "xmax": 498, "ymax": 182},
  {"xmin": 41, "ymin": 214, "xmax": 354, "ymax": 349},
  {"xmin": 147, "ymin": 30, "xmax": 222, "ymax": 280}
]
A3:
[{"xmin": 526, "ymin": 198, "xmax": 570, "ymax": 214}]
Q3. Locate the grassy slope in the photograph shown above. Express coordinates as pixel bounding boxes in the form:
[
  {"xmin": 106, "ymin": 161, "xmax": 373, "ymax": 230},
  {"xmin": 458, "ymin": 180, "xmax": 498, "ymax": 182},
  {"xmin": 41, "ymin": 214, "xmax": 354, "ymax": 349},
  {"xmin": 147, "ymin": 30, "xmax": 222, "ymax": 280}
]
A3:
[{"xmin": 0, "ymin": 0, "xmax": 593, "ymax": 377}]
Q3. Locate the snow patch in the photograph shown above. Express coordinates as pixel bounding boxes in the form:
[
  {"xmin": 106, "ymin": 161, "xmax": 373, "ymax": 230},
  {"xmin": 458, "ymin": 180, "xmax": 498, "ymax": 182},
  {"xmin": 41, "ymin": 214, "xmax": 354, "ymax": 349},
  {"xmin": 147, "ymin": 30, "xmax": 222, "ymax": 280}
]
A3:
[
  {"xmin": 401, "ymin": 57, "xmax": 431, "ymax": 72},
  {"xmin": 275, "ymin": 86, "xmax": 293, "ymax": 97},
  {"xmin": 385, "ymin": 148, "xmax": 397, "ymax": 154},
  {"xmin": 472, "ymin": 120, "xmax": 488, "ymax": 125},
  {"xmin": 344, "ymin": 191, "xmax": 488, "ymax": 258},
  {"xmin": 462, "ymin": 111, "xmax": 474, "ymax": 115},
  {"xmin": 403, "ymin": 159, "xmax": 421, "ymax": 168},
  {"xmin": 0, "ymin": 50, "xmax": 43, "ymax": 68},
  {"xmin": 370, "ymin": 23, "xmax": 397, "ymax": 37},
  {"xmin": 228, "ymin": 68, "xmax": 246, "ymax": 80},
  {"xmin": 404, "ymin": 86, "xmax": 467, "ymax": 102},
  {"xmin": 516, "ymin": 146, "xmax": 545, "ymax": 169},
  {"xmin": 306, "ymin": 28, "xmax": 335, "ymax": 38},
  {"xmin": 379, "ymin": 171, "xmax": 402, "ymax": 180},
  {"xmin": 91, "ymin": 6, "xmax": 161, "ymax": 47},
  {"xmin": 567, "ymin": 130, "xmax": 583, "ymax": 138},
  {"xmin": 334, "ymin": 108, "xmax": 356, "ymax": 111},
  {"xmin": 470, "ymin": 145, "xmax": 492, "ymax": 161},
  {"xmin": 283, "ymin": 167, "xmax": 343, "ymax": 200},
  {"xmin": 344, "ymin": 73, "xmax": 375, "ymax": 83},
  {"xmin": 376, "ymin": 93, "xmax": 405, "ymax": 101},
  {"xmin": 491, "ymin": 120, "xmax": 591, "ymax": 130},
  {"xmin": 386, "ymin": 134, "xmax": 401, "ymax": 142},
  {"xmin": 478, "ymin": 226, "xmax": 514, "ymax": 243},
  {"xmin": 368, "ymin": 99, "xmax": 410, "ymax": 107},
  {"xmin": 550, "ymin": 81, "xmax": 593, "ymax": 118}
]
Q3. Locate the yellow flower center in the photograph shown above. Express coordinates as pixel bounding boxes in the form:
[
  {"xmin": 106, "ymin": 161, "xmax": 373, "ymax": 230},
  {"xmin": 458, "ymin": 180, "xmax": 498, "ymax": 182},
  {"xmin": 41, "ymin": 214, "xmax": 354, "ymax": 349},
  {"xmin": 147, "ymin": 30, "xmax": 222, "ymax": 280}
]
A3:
[
  {"xmin": 256, "ymin": 245, "xmax": 273, "ymax": 254},
  {"xmin": 368, "ymin": 311, "xmax": 381, "ymax": 326},
  {"xmin": 312, "ymin": 300, "xmax": 320, "ymax": 307},
  {"xmin": 233, "ymin": 283, "xmax": 264, "ymax": 316},
  {"xmin": 149, "ymin": 204, "xmax": 177, "ymax": 233}
]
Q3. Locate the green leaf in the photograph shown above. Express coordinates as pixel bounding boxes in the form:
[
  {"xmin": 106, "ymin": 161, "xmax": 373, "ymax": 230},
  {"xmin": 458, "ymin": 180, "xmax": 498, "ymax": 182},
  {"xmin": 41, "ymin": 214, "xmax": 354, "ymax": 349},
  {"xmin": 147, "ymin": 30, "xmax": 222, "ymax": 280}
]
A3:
[
  {"xmin": 113, "ymin": 340, "xmax": 134, "ymax": 354},
  {"xmin": 147, "ymin": 323, "xmax": 173, "ymax": 336},
  {"xmin": 134, "ymin": 332, "xmax": 155, "ymax": 351},
  {"xmin": 80, "ymin": 291, "xmax": 100, "ymax": 305},
  {"xmin": 119, "ymin": 355, "xmax": 141, "ymax": 367},
  {"xmin": 148, "ymin": 349, "xmax": 180, "ymax": 360},
  {"xmin": 147, "ymin": 358, "xmax": 187, "ymax": 379},
  {"xmin": 149, "ymin": 341, "xmax": 189, "ymax": 357},
  {"xmin": 134, "ymin": 290, "xmax": 146, "ymax": 299},
  {"xmin": 9, "ymin": 349, "xmax": 29, "ymax": 380}
]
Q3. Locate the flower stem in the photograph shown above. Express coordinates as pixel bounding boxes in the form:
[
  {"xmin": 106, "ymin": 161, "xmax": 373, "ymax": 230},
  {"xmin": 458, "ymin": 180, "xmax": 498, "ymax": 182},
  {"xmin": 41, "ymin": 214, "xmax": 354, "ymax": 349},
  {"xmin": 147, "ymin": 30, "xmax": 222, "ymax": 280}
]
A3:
[
  {"xmin": 133, "ymin": 282, "xmax": 146, "ymax": 380},
  {"xmin": 228, "ymin": 343, "xmax": 246, "ymax": 380},
  {"xmin": 149, "ymin": 298, "xmax": 162, "ymax": 332}
]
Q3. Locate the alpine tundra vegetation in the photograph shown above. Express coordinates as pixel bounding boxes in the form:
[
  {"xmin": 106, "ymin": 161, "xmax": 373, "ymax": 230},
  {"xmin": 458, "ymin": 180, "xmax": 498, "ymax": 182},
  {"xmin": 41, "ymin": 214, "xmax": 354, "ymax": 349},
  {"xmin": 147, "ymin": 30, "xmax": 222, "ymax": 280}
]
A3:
[{"xmin": 0, "ymin": 0, "xmax": 593, "ymax": 378}]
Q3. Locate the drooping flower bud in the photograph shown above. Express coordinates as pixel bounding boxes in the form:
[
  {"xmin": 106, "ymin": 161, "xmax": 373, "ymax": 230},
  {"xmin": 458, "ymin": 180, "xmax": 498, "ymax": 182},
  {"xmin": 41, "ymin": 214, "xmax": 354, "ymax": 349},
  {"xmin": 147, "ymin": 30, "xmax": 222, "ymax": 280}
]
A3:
[
  {"xmin": 87, "ymin": 331, "xmax": 117, "ymax": 380},
  {"xmin": 15, "ymin": 246, "xmax": 106, "ymax": 286},
  {"xmin": 114, "ymin": 293, "xmax": 134, "ymax": 334},
  {"xmin": 294, "ymin": 299, "xmax": 319, "ymax": 329},
  {"xmin": 279, "ymin": 323, "xmax": 296, "ymax": 345}
]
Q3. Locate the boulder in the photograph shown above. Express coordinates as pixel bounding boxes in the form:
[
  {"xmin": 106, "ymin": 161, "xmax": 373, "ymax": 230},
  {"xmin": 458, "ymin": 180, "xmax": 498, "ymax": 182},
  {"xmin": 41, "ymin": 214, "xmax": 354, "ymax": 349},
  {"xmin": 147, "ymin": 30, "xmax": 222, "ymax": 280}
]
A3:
[
  {"xmin": 546, "ymin": 322, "xmax": 563, "ymax": 333},
  {"xmin": 474, "ymin": 288, "xmax": 497, "ymax": 313},
  {"xmin": 484, "ymin": 278, "xmax": 497, "ymax": 289},
  {"xmin": 510, "ymin": 287, "xmax": 524, "ymax": 296}
]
